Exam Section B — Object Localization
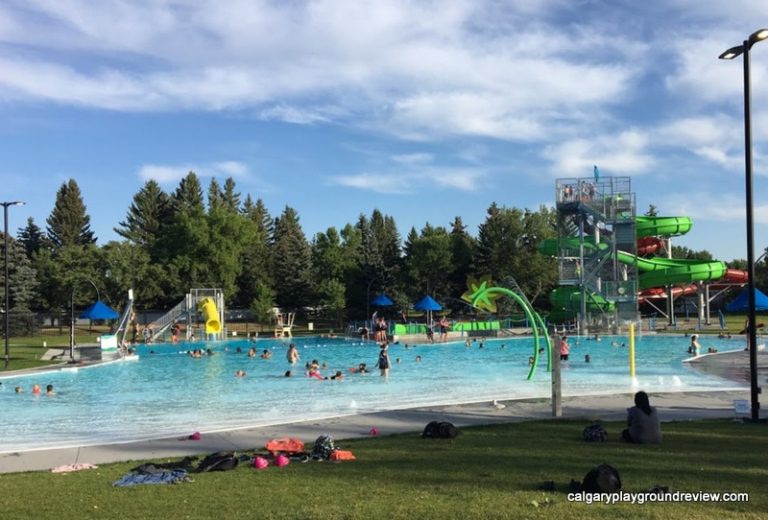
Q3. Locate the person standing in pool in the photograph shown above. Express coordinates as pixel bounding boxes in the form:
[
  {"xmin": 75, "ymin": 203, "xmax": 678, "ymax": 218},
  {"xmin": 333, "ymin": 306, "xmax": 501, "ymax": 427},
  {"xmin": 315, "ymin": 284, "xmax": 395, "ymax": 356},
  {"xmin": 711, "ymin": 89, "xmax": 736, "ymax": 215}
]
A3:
[
  {"xmin": 558, "ymin": 335, "xmax": 570, "ymax": 361},
  {"xmin": 378, "ymin": 343, "xmax": 391, "ymax": 377},
  {"xmin": 689, "ymin": 335, "xmax": 701, "ymax": 356},
  {"xmin": 286, "ymin": 343, "xmax": 299, "ymax": 365}
]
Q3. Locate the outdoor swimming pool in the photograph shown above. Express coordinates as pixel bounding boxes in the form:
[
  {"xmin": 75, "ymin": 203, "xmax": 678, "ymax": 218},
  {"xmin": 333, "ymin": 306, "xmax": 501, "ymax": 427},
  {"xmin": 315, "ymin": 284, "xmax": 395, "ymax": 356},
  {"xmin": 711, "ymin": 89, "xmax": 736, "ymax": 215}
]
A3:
[{"xmin": 0, "ymin": 334, "xmax": 747, "ymax": 453}]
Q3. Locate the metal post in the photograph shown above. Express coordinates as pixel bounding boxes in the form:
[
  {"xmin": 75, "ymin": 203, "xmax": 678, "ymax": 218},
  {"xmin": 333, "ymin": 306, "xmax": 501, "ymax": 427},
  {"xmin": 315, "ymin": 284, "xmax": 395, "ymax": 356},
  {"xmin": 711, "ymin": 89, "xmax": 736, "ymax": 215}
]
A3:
[
  {"xmin": 3, "ymin": 201, "xmax": 24, "ymax": 368},
  {"xmin": 3, "ymin": 204, "xmax": 9, "ymax": 369},
  {"xmin": 721, "ymin": 31, "xmax": 768, "ymax": 422},
  {"xmin": 742, "ymin": 40, "xmax": 760, "ymax": 422}
]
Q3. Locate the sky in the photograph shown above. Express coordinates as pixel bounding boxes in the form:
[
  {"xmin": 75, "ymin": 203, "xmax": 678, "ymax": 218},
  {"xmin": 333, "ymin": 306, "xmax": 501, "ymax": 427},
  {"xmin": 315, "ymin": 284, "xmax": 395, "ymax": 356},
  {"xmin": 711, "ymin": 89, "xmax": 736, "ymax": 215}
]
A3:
[{"xmin": 1, "ymin": 1, "xmax": 768, "ymax": 262}]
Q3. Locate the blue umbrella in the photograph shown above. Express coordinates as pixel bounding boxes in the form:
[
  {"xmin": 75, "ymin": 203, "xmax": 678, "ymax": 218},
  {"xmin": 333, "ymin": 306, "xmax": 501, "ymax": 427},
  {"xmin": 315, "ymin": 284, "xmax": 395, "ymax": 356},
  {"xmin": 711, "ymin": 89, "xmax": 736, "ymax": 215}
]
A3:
[
  {"xmin": 414, "ymin": 295, "xmax": 442, "ymax": 311},
  {"xmin": 79, "ymin": 300, "xmax": 119, "ymax": 320},
  {"xmin": 371, "ymin": 294, "xmax": 394, "ymax": 306}
]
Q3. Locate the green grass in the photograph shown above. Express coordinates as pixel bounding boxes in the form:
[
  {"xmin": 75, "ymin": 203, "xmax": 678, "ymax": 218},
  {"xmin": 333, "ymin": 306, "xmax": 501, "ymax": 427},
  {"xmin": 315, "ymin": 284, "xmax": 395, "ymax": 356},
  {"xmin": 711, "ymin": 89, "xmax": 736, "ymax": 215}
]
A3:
[{"xmin": 0, "ymin": 419, "xmax": 765, "ymax": 519}]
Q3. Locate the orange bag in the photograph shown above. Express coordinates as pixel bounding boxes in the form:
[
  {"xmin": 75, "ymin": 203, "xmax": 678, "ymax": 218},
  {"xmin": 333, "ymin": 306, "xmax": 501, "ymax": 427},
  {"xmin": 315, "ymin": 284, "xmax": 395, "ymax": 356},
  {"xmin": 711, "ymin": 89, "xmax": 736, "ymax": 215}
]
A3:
[
  {"xmin": 265, "ymin": 437, "xmax": 305, "ymax": 455},
  {"xmin": 329, "ymin": 450, "xmax": 356, "ymax": 461}
]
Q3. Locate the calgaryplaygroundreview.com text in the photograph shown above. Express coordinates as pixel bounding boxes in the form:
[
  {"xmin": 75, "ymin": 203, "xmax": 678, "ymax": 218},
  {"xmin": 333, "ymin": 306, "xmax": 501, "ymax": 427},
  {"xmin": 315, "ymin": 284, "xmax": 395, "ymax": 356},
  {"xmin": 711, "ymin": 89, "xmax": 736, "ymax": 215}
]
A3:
[{"xmin": 568, "ymin": 491, "xmax": 749, "ymax": 505}]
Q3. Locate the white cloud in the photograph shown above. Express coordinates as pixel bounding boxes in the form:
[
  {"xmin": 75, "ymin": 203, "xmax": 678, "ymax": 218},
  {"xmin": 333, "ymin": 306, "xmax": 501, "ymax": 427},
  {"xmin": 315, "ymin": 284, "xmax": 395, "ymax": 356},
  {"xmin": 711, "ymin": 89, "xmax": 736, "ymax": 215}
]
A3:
[
  {"xmin": 657, "ymin": 191, "xmax": 768, "ymax": 225},
  {"xmin": 543, "ymin": 130, "xmax": 654, "ymax": 177},
  {"xmin": 391, "ymin": 153, "xmax": 434, "ymax": 165},
  {"xmin": 0, "ymin": 0, "xmax": 638, "ymax": 142},
  {"xmin": 329, "ymin": 173, "xmax": 409, "ymax": 194},
  {"xmin": 328, "ymin": 166, "xmax": 486, "ymax": 193}
]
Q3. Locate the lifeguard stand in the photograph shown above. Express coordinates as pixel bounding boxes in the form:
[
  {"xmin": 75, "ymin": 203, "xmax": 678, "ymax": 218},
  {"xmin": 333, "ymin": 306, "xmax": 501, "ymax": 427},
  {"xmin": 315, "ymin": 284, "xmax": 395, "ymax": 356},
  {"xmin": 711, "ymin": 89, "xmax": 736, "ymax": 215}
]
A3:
[{"xmin": 273, "ymin": 308, "xmax": 296, "ymax": 338}]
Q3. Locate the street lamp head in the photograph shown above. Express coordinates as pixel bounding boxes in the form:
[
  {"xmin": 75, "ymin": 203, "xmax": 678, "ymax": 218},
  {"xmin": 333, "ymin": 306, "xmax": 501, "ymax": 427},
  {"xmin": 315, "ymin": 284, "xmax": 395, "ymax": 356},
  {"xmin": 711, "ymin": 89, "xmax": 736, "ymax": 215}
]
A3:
[
  {"xmin": 719, "ymin": 45, "xmax": 743, "ymax": 60},
  {"xmin": 1, "ymin": 201, "xmax": 25, "ymax": 208},
  {"xmin": 749, "ymin": 28, "xmax": 768, "ymax": 44}
]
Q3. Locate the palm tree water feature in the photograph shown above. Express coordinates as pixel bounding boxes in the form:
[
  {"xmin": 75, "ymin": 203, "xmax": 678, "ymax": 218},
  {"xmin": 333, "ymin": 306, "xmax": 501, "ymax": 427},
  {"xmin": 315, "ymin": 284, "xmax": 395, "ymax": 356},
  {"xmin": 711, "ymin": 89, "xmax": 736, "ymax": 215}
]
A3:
[
  {"xmin": 461, "ymin": 276, "xmax": 552, "ymax": 380},
  {"xmin": 0, "ymin": 333, "xmax": 748, "ymax": 453}
]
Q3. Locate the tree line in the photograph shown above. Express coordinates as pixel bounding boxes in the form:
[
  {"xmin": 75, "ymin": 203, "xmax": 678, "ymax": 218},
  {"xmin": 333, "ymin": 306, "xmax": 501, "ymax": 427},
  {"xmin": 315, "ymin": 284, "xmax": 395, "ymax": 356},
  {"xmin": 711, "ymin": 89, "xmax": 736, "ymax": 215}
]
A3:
[{"xmin": 1, "ymin": 173, "xmax": 562, "ymax": 331}]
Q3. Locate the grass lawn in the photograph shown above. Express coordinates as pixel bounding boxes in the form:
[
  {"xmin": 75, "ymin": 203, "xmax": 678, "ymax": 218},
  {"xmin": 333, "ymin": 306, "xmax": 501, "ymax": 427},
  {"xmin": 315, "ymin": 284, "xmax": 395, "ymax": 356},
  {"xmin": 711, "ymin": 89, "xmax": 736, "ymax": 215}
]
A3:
[{"xmin": 0, "ymin": 419, "xmax": 765, "ymax": 519}]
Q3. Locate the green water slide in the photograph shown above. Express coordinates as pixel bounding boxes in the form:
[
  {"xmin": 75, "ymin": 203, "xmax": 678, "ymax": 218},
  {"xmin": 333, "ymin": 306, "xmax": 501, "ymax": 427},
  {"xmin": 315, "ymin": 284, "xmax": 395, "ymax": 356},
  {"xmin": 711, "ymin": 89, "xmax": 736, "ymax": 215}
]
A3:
[
  {"xmin": 540, "ymin": 237, "xmax": 726, "ymax": 289},
  {"xmin": 635, "ymin": 216, "xmax": 692, "ymax": 238}
]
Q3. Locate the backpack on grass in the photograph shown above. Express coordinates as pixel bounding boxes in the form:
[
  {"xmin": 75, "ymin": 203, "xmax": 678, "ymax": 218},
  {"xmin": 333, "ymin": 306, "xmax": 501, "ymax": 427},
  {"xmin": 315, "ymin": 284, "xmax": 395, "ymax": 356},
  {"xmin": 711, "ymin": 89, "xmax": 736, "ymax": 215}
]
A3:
[
  {"xmin": 582, "ymin": 463, "xmax": 621, "ymax": 493},
  {"xmin": 422, "ymin": 421, "xmax": 458, "ymax": 439},
  {"xmin": 582, "ymin": 423, "xmax": 608, "ymax": 442},
  {"xmin": 311, "ymin": 434, "xmax": 336, "ymax": 460}
]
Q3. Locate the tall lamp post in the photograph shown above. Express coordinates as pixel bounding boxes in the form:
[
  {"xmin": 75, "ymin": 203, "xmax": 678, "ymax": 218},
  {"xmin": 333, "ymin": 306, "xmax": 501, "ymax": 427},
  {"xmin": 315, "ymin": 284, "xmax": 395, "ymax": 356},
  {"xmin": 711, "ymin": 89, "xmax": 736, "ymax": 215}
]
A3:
[
  {"xmin": 70, "ymin": 279, "xmax": 101, "ymax": 361},
  {"xmin": 2, "ymin": 201, "xmax": 25, "ymax": 369},
  {"xmin": 719, "ymin": 28, "xmax": 768, "ymax": 422}
]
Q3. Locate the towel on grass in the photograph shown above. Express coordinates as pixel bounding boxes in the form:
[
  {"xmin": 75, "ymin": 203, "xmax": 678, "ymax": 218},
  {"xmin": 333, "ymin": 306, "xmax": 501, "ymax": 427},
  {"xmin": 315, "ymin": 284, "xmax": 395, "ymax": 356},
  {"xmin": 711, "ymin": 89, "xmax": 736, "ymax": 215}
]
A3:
[
  {"xmin": 113, "ymin": 469, "xmax": 190, "ymax": 487},
  {"xmin": 51, "ymin": 463, "xmax": 99, "ymax": 473}
]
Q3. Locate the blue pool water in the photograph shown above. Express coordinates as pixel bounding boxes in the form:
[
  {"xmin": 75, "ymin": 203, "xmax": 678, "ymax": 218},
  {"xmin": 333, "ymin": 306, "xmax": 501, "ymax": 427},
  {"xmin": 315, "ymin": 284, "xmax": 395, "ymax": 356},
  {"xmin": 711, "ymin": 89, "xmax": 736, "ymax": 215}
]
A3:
[{"xmin": 0, "ymin": 334, "xmax": 746, "ymax": 453}]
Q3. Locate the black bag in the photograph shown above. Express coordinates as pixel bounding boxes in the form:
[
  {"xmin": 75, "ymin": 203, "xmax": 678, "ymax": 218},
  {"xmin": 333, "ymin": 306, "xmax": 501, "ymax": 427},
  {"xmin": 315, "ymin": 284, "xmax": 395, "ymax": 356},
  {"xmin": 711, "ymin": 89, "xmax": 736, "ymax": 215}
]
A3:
[
  {"xmin": 196, "ymin": 452, "xmax": 239, "ymax": 472},
  {"xmin": 582, "ymin": 424, "xmax": 608, "ymax": 442},
  {"xmin": 311, "ymin": 434, "xmax": 336, "ymax": 460},
  {"xmin": 438, "ymin": 422, "xmax": 458, "ymax": 438},
  {"xmin": 422, "ymin": 421, "xmax": 441, "ymax": 438},
  {"xmin": 422, "ymin": 421, "xmax": 458, "ymax": 439},
  {"xmin": 582, "ymin": 463, "xmax": 621, "ymax": 493}
]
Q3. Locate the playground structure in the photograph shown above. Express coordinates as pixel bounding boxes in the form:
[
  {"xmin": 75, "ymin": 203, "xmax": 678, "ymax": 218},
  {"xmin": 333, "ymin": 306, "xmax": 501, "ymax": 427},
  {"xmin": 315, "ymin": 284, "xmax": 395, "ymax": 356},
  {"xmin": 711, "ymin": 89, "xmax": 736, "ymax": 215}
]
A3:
[
  {"xmin": 542, "ymin": 176, "xmax": 746, "ymax": 333},
  {"xmin": 147, "ymin": 288, "xmax": 225, "ymax": 342}
]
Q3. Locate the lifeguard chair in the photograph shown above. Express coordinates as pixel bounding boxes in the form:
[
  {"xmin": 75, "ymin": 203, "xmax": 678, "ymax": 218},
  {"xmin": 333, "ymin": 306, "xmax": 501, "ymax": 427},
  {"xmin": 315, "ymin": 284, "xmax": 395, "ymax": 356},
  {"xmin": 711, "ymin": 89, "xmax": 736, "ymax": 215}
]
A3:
[{"xmin": 273, "ymin": 309, "xmax": 296, "ymax": 338}]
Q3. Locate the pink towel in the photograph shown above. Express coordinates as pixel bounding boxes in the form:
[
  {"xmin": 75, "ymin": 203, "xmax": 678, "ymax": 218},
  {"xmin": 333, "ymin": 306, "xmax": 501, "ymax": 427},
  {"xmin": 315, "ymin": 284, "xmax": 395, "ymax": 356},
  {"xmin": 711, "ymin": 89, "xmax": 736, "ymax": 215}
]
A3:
[{"xmin": 51, "ymin": 463, "xmax": 98, "ymax": 473}]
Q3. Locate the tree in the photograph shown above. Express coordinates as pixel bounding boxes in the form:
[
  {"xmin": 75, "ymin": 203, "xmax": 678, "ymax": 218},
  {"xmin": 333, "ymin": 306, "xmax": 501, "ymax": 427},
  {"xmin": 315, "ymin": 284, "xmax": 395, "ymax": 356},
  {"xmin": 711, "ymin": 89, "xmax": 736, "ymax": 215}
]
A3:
[
  {"xmin": 0, "ymin": 235, "xmax": 38, "ymax": 335},
  {"xmin": 671, "ymin": 246, "xmax": 713, "ymax": 261},
  {"xmin": 99, "ymin": 241, "xmax": 161, "ymax": 308},
  {"xmin": 271, "ymin": 206, "xmax": 312, "ymax": 308},
  {"xmin": 46, "ymin": 179, "xmax": 96, "ymax": 248},
  {"xmin": 449, "ymin": 216, "xmax": 476, "ymax": 297},
  {"xmin": 222, "ymin": 177, "xmax": 241, "ymax": 212},
  {"xmin": 402, "ymin": 224, "xmax": 453, "ymax": 299},
  {"xmin": 17, "ymin": 217, "xmax": 47, "ymax": 259},
  {"xmin": 114, "ymin": 180, "xmax": 170, "ymax": 253},
  {"xmin": 237, "ymin": 196, "xmax": 274, "ymax": 307},
  {"xmin": 250, "ymin": 281, "xmax": 276, "ymax": 333},
  {"xmin": 207, "ymin": 178, "xmax": 224, "ymax": 213},
  {"xmin": 475, "ymin": 203, "xmax": 557, "ymax": 308},
  {"xmin": 316, "ymin": 278, "xmax": 346, "ymax": 327}
]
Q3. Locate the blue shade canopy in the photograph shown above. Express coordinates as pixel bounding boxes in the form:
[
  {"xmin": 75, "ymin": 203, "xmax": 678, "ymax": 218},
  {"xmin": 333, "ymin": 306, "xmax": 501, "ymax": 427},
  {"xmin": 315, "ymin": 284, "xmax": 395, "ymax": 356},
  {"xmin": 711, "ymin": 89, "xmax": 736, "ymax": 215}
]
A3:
[
  {"xmin": 79, "ymin": 300, "xmax": 119, "ymax": 320},
  {"xmin": 371, "ymin": 294, "xmax": 394, "ymax": 306},
  {"xmin": 725, "ymin": 287, "xmax": 768, "ymax": 312},
  {"xmin": 414, "ymin": 295, "xmax": 442, "ymax": 311}
]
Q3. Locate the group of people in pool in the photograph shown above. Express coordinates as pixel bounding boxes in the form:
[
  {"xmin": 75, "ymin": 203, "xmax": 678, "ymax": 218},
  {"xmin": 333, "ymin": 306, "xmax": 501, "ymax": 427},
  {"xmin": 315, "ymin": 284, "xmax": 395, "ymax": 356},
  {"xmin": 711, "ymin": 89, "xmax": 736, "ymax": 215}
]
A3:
[{"xmin": 12, "ymin": 383, "xmax": 55, "ymax": 395}]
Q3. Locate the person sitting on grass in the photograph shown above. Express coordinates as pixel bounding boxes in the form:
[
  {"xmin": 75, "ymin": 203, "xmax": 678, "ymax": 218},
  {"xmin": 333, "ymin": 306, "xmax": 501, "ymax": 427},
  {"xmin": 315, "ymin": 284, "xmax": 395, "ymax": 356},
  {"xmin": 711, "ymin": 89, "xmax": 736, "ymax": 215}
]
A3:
[{"xmin": 622, "ymin": 391, "xmax": 662, "ymax": 444}]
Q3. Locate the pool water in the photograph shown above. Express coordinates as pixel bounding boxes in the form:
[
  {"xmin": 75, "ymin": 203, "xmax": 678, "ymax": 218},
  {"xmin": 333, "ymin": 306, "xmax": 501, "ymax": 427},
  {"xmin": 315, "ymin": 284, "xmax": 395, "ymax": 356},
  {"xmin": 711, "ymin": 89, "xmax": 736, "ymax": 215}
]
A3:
[{"xmin": 0, "ymin": 334, "xmax": 746, "ymax": 453}]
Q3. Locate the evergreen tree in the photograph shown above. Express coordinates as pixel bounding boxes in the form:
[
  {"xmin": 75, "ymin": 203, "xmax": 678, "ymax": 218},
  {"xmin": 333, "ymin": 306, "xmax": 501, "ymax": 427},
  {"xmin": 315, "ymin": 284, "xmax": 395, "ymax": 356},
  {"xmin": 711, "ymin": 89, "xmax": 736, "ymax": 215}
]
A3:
[
  {"xmin": 250, "ymin": 281, "xmax": 276, "ymax": 333},
  {"xmin": 17, "ymin": 217, "xmax": 47, "ymax": 258},
  {"xmin": 171, "ymin": 171, "xmax": 205, "ymax": 214},
  {"xmin": 271, "ymin": 206, "xmax": 312, "ymax": 308},
  {"xmin": 402, "ymin": 224, "xmax": 453, "ymax": 298},
  {"xmin": 237, "ymin": 196, "xmax": 273, "ymax": 307},
  {"xmin": 0, "ymin": 235, "xmax": 38, "ymax": 335},
  {"xmin": 207, "ymin": 178, "xmax": 224, "ymax": 213},
  {"xmin": 46, "ymin": 179, "xmax": 96, "ymax": 248},
  {"xmin": 449, "ymin": 216, "xmax": 476, "ymax": 297},
  {"xmin": 222, "ymin": 177, "xmax": 241, "ymax": 212},
  {"xmin": 114, "ymin": 180, "xmax": 170, "ymax": 252}
]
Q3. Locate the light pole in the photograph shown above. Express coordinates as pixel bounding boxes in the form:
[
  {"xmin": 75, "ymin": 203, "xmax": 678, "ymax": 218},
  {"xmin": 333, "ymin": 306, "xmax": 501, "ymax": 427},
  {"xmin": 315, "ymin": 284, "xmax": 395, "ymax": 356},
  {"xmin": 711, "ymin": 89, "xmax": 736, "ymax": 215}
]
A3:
[
  {"xmin": 70, "ymin": 279, "xmax": 100, "ymax": 361},
  {"xmin": 720, "ymin": 28, "xmax": 768, "ymax": 422},
  {"xmin": 2, "ymin": 201, "xmax": 25, "ymax": 369}
]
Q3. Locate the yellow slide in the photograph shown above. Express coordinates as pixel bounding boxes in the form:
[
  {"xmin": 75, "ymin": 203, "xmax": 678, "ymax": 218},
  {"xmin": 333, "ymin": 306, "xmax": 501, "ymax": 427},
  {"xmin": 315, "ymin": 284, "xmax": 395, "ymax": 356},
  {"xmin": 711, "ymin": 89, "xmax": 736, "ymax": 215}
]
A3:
[{"xmin": 199, "ymin": 297, "xmax": 221, "ymax": 335}]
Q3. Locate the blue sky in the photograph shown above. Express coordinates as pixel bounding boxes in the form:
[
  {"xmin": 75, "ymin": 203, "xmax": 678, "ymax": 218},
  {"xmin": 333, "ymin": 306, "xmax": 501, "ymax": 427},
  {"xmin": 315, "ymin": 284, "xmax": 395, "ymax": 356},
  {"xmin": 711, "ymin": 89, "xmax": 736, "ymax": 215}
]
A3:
[{"xmin": 1, "ymin": 1, "xmax": 768, "ymax": 261}]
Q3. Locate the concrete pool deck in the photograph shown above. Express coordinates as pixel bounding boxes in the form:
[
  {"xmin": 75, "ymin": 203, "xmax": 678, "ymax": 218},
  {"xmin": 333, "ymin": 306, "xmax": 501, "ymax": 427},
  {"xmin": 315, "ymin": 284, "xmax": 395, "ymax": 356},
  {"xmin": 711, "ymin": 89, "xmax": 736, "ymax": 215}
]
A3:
[{"xmin": 0, "ymin": 389, "xmax": 753, "ymax": 474}]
